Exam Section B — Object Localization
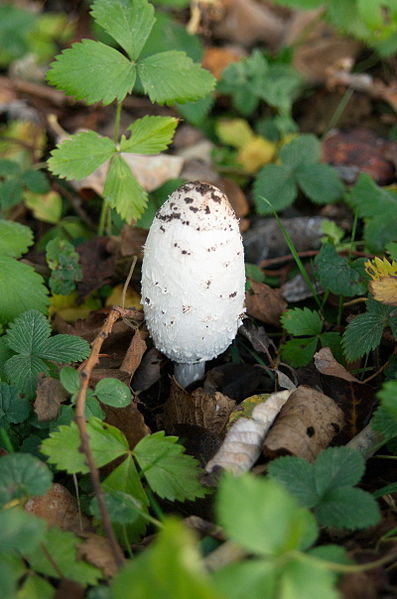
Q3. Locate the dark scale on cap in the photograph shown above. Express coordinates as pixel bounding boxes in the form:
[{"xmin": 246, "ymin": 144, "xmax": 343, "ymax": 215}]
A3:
[
  {"xmin": 205, "ymin": 206, "xmax": 211, "ymax": 214},
  {"xmin": 211, "ymin": 192, "xmax": 222, "ymax": 203},
  {"xmin": 206, "ymin": 280, "xmax": 211, "ymax": 288},
  {"xmin": 160, "ymin": 225, "xmax": 165, "ymax": 232},
  {"xmin": 182, "ymin": 220, "xmax": 190, "ymax": 225},
  {"xmin": 156, "ymin": 212, "xmax": 181, "ymax": 222},
  {"xmin": 184, "ymin": 197, "xmax": 194, "ymax": 204},
  {"xmin": 229, "ymin": 291, "xmax": 237, "ymax": 298},
  {"xmin": 144, "ymin": 297, "xmax": 151, "ymax": 304},
  {"xmin": 189, "ymin": 206, "xmax": 199, "ymax": 213},
  {"xmin": 181, "ymin": 249, "xmax": 191, "ymax": 255}
]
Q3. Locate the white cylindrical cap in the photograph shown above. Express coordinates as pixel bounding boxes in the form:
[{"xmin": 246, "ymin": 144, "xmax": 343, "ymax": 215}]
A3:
[{"xmin": 141, "ymin": 181, "xmax": 245, "ymax": 364}]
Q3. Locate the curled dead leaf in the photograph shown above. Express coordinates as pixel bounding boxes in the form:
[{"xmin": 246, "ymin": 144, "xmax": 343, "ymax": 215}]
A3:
[
  {"xmin": 314, "ymin": 347, "xmax": 360, "ymax": 382},
  {"xmin": 78, "ymin": 533, "xmax": 118, "ymax": 578},
  {"xmin": 245, "ymin": 279, "xmax": 287, "ymax": 326},
  {"xmin": 34, "ymin": 374, "xmax": 68, "ymax": 422}
]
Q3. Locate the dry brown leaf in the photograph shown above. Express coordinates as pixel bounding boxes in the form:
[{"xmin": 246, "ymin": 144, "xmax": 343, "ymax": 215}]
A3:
[
  {"xmin": 120, "ymin": 329, "xmax": 147, "ymax": 377},
  {"xmin": 314, "ymin": 347, "xmax": 360, "ymax": 382},
  {"xmin": 34, "ymin": 374, "xmax": 68, "ymax": 422},
  {"xmin": 263, "ymin": 385, "xmax": 344, "ymax": 461},
  {"xmin": 164, "ymin": 378, "xmax": 236, "ymax": 437},
  {"xmin": 78, "ymin": 533, "xmax": 118, "ymax": 578},
  {"xmin": 217, "ymin": 177, "xmax": 249, "ymax": 218},
  {"xmin": 25, "ymin": 483, "xmax": 92, "ymax": 533},
  {"xmin": 131, "ymin": 347, "xmax": 163, "ymax": 393},
  {"xmin": 118, "ymin": 225, "xmax": 148, "ymax": 259},
  {"xmin": 102, "ymin": 402, "xmax": 150, "ymax": 449},
  {"xmin": 202, "ymin": 46, "xmax": 243, "ymax": 78},
  {"xmin": 245, "ymin": 279, "xmax": 287, "ymax": 326}
]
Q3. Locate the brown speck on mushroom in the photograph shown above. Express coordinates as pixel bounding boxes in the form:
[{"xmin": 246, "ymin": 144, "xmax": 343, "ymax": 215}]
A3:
[
  {"xmin": 229, "ymin": 291, "xmax": 237, "ymax": 298},
  {"xmin": 145, "ymin": 297, "xmax": 151, "ymax": 304},
  {"xmin": 184, "ymin": 197, "xmax": 194, "ymax": 204}
]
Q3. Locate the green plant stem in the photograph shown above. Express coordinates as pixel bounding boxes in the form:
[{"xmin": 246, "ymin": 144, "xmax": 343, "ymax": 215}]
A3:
[
  {"xmin": 122, "ymin": 524, "xmax": 134, "ymax": 559},
  {"xmin": 113, "ymin": 101, "xmax": 122, "ymax": 144},
  {"xmin": 349, "ymin": 210, "xmax": 359, "ymax": 261},
  {"xmin": 98, "ymin": 201, "xmax": 110, "ymax": 236},
  {"xmin": 291, "ymin": 547, "xmax": 397, "ymax": 574},
  {"xmin": 0, "ymin": 427, "xmax": 14, "ymax": 452},
  {"xmin": 324, "ymin": 87, "xmax": 354, "ymax": 133}
]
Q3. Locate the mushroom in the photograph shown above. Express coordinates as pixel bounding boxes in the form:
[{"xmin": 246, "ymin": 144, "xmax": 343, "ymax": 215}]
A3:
[{"xmin": 141, "ymin": 181, "xmax": 245, "ymax": 388}]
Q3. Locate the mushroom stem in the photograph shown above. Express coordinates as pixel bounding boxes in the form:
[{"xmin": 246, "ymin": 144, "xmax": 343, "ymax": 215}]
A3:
[{"xmin": 174, "ymin": 362, "xmax": 206, "ymax": 388}]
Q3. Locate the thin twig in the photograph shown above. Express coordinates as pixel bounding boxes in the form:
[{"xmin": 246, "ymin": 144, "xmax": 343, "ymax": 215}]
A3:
[
  {"xmin": 121, "ymin": 256, "xmax": 138, "ymax": 309},
  {"xmin": 75, "ymin": 305, "xmax": 140, "ymax": 568}
]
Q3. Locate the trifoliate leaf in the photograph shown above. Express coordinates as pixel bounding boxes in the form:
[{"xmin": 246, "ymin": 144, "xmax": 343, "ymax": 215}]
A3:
[
  {"xmin": 0, "ymin": 453, "xmax": 52, "ymax": 507},
  {"xmin": 46, "ymin": 39, "xmax": 136, "ymax": 105},
  {"xmin": 48, "ymin": 131, "xmax": 116, "ymax": 180},
  {"xmin": 280, "ymin": 337, "xmax": 318, "ymax": 367},
  {"xmin": 0, "ymin": 508, "xmax": 46, "ymax": 553},
  {"xmin": 296, "ymin": 163, "xmax": 344, "ymax": 204},
  {"xmin": 253, "ymin": 163, "xmax": 297, "ymax": 214},
  {"xmin": 217, "ymin": 473, "xmax": 318, "ymax": 556},
  {"xmin": 40, "ymin": 421, "xmax": 89, "ymax": 474},
  {"xmin": 104, "ymin": 154, "xmax": 148, "ymax": 222},
  {"xmin": 0, "ymin": 220, "xmax": 33, "ymax": 258},
  {"xmin": 0, "ymin": 257, "xmax": 48, "ymax": 324},
  {"xmin": 91, "ymin": 0, "xmax": 155, "ymax": 61},
  {"xmin": 6, "ymin": 309, "xmax": 51, "ymax": 354},
  {"xmin": 279, "ymin": 558, "xmax": 339, "ymax": 599},
  {"xmin": 268, "ymin": 456, "xmax": 318, "ymax": 508},
  {"xmin": 279, "ymin": 134, "xmax": 321, "ymax": 168},
  {"xmin": 0, "ymin": 382, "xmax": 30, "ymax": 427},
  {"xmin": 281, "ymin": 308, "xmax": 322, "ymax": 336},
  {"xmin": 112, "ymin": 518, "xmax": 223, "ymax": 599},
  {"xmin": 137, "ymin": 50, "xmax": 216, "ymax": 105},
  {"xmin": 46, "ymin": 238, "xmax": 82, "ymax": 295},
  {"xmin": 95, "ymin": 378, "xmax": 132, "ymax": 407},
  {"xmin": 342, "ymin": 299, "xmax": 397, "ymax": 361},
  {"xmin": 133, "ymin": 431, "xmax": 207, "ymax": 501},
  {"xmin": 5, "ymin": 354, "xmax": 50, "ymax": 400},
  {"xmin": 27, "ymin": 527, "xmax": 101, "ymax": 585},
  {"xmin": 120, "ymin": 116, "xmax": 178, "ymax": 154},
  {"xmin": 314, "ymin": 244, "xmax": 366, "ymax": 297},
  {"xmin": 315, "ymin": 486, "xmax": 380, "ymax": 530}
]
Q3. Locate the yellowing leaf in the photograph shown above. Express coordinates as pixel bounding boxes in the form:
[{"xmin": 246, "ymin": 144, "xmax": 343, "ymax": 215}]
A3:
[
  {"xmin": 215, "ymin": 118, "xmax": 254, "ymax": 149},
  {"xmin": 24, "ymin": 190, "xmax": 62, "ymax": 224},
  {"xmin": 105, "ymin": 284, "xmax": 142, "ymax": 309},
  {"xmin": 365, "ymin": 257, "xmax": 397, "ymax": 306},
  {"xmin": 237, "ymin": 136, "xmax": 276, "ymax": 174},
  {"xmin": 48, "ymin": 292, "xmax": 101, "ymax": 321}
]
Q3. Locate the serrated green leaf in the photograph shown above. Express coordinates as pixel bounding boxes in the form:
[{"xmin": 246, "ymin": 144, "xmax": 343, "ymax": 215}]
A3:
[
  {"xmin": 0, "ymin": 507, "xmax": 46, "ymax": 553},
  {"xmin": 216, "ymin": 473, "xmax": 318, "ymax": 556},
  {"xmin": 87, "ymin": 417, "xmax": 129, "ymax": 465},
  {"xmin": 46, "ymin": 39, "xmax": 136, "ymax": 105},
  {"xmin": 5, "ymin": 354, "xmax": 50, "ymax": 400},
  {"xmin": 279, "ymin": 558, "xmax": 339, "ymax": 599},
  {"xmin": 27, "ymin": 527, "xmax": 101, "ymax": 585},
  {"xmin": 91, "ymin": 0, "xmax": 155, "ymax": 60},
  {"xmin": 46, "ymin": 238, "xmax": 82, "ymax": 295},
  {"xmin": 38, "ymin": 334, "xmax": 90, "ymax": 362},
  {"xmin": 267, "ymin": 456, "xmax": 319, "ymax": 508},
  {"xmin": 90, "ymin": 489, "xmax": 142, "ymax": 524},
  {"xmin": 279, "ymin": 134, "xmax": 321, "ymax": 168},
  {"xmin": 120, "ymin": 116, "xmax": 178, "ymax": 154},
  {"xmin": 60, "ymin": 366, "xmax": 80, "ymax": 394},
  {"xmin": 314, "ymin": 244, "xmax": 366, "ymax": 297},
  {"xmin": 141, "ymin": 11, "xmax": 203, "ymax": 61},
  {"xmin": 0, "ymin": 257, "xmax": 48, "ymax": 324},
  {"xmin": 41, "ymin": 421, "xmax": 89, "ymax": 474},
  {"xmin": 20, "ymin": 169, "xmax": 50, "ymax": 194},
  {"xmin": 281, "ymin": 336, "xmax": 318, "ymax": 367},
  {"xmin": 133, "ymin": 431, "xmax": 207, "ymax": 501},
  {"xmin": 0, "ymin": 554, "xmax": 25, "ymax": 599},
  {"xmin": 6, "ymin": 309, "xmax": 51, "ymax": 355},
  {"xmin": 315, "ymin": 486, "xmax": 380, "ymax": 530},
  {"xmin": 0, "ymin": 453, "xmax": 52, "ymax": 507},
  {"xmin": 309, "ymin": 543, "xmax": 352, "ymax": 565},
  {"xmin": 95, "ymin": 377, "xmax": 132, "ymax": 407},
  {"xmin": 112, "ymin": 518, "xmax": 222, "ymax": 599},
  {"xmin": 48, "ymin": 131, "xmax": 116, "ymax": 180},
  {"xmin": 342, "ymin": 300, "xmax": 396, "ymax": 361},
  {"xmin": 176, "ymin": 95, "xmax": 214, "ymax": 126},
  {"xmin": 17, "ymin": 573, "xmax": 54, "ymax": 599},
  {"xmin": 104, "ymin": 154, "xmax": 148, "ymax": 222},
  {"xmin": 371, "ymin": 406, "xmax": 397, "ymax": 442},
  {"xmin": 213, "ymin": 560, "xmax": 276, "ymax": 599},
  {"xmin": 314, "ymin": 447, "xmax": 365, "ymax": 494},
  {"xmin": 281, "ymin": 308, "xmax": 322, "ymax": 336},
  {"xmin": 0, "ymin": 220, "xmax": 33, "ymax": 258},
  {"xmin": 253, "ymin": 163, "xmax": 297, "ymax": 214},
  {"xmin": 137, "ymin": 50, "xmax": 216, "ymax": 105},
  {"xmin": 0, "ymin": 382, "xmax": 30, "ymax": 427},
  {"xmin": 296, "ymin": 163, "xmax": 344, "ymax": 204}
]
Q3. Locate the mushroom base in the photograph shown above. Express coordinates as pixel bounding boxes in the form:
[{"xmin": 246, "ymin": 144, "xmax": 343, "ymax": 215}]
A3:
[{"xmin": 174, "ymin": 361, "xmax": 206, "ymax": 388}]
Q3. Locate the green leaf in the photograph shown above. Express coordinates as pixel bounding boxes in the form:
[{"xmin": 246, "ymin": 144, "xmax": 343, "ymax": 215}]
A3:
[
  {"xmin": 253, "ymin": 163, "xmax": 297, "ymax": 214},
  {"xmin": 41, "ymin": 421, "xmax": 89, "ymax": 474},
  {"xmin": 27, "ymin": 527, "xmax": 101, "ymax": 585},
  {"xmin": 0, "ymin": 507, "xmax": 46, "ymax": 553},
  {"xmin": 38, "ymin": 334, "xmax": 90, "ymax": 362},
  {"xmin": 95, "ymin": 377, "xmax": 132, "ymax": 407},
  {"xmin": 104, "ymin": 153, "xmax": 148, "ymax": 222},
  {"xmin": 133, "ymin": 431, "xmax": 207, "ymax": 501},
  {"xmin": 0, "ymin": 453, "xmax": 52, "ymax": 507},
  {"xmin": 137, "ymin": 50, "xmax": 216, "ymax": 105},
  {"xmin": 46, "ymin": 238, "xmax": 82, "ymax": 295},
  {"xmin": 371, "ymin": 406, "xmax": 397, "ymax": 442},
  {"xmin": 314, "ymin": 447, "xmax": 365, "ymax": 494},
  {"xmin": 59, "ymin": 366, "xmax": 80, "ymax": 394},
  {"xmin": 0, "ymin": 257, "xmax": 48, "ymax": 324},
  {"xmin": 314, "ymin": 244, "xmax": 366, "ymax": 297},
  {"xmin": 46, "ymin": 39, "xmax": 136, "ymax": 105},
  {"xmin": 279, "ymin": 134, "xmax": 321, "ymax": 168},
  {"xmin": 268, "ymin": 456, "xmax": 318, "ymax": 508},
  {"xmin": 91, "ymin": 0, "xmax": 155, "ymax": 60},
  {"xmin": 176, "ymin": 95, "xmax": 214, "ymax": 126},
  {"xmin": 213, "ymin": 560, "xmax": 276, "ymax": 599},
  {"xmin": 315, "ymin": 486, "xmax": 380, "ymax": 530},
  {"xmin": 0, "ymin": 382, "xmax": 30, "ymax": 427},
  {"xmin": 296, "ymin": 163, "xmax": 344, "ymax": 204},
  {"xmin": 378, "ymin": 380, "xmax": 397, "ymax": 422},
  {"xmin": 342, "ymin": 299, "xmax": 397, "ymax": 361},
  {"xmin": 17, "ymin": 573, "xmax": 54, "ymax": 599},
  {"xmin": 120, "ymin": 116, "xmax": 178, "ymax": 154},
  {"xmin": 6, "ymin": 309, "xmax": 51, "ymax": 355},
  {"xmin": 279, "ymin": 557, "xmax": 339, "ymax": 599},
  {"xmin": 5, "ymin": 354, "xmax": 50, "ymax": 400},
  {"xmin": 216, "ymin": 473, "xmax": 318, "ymax": 556},
  {"xmin": 141, "ymin": 11, "xmax": 203, "ymax": 61},
  {"xmin": 0, "ymin": 554, "xmax": 25, "ymax": 599},
  {"xmin": 280, "ymin": 337, "xmax": 318, "ymax": 367},
  {"xmin": 112, "ymin": 518, "xmax": 222, "ymax": 599},
  {"xmin": 48, "ymin": 131, "xmax": 116, "ymax": 180},
  {"xmin": 20, "ymin": 169, "xmax": 50, "ymax": 194},
  {"xmin": 87, "ymin": 417, "xmax": 129, "ymax": 466},
  {"xmin": 0, "ymin": 220, "xmax": 33, "ymax": 258},
  {"xmin": 90, "ymin": 489, "xmax": 143, "ymax": 524},
  {"xmin": 281, "ymin": 308, "xmax": 322, "ymax": 336}
]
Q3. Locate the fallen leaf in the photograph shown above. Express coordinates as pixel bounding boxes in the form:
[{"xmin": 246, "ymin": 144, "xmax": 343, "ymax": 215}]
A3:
[
  {"xmin": 314, "ymin": 347, "xmax": 360, "ymax": 382},
  {"xmin": 78, "ymin": 533, "xmax": 118, "ymax": 578},
  {"xmin": 365, "ymin": 257, "xmax": 397, "ymax": 307},
  {"xmin": 105, "ymin": 284, "xmax": 142, "ymax": 310},
  {"xmin": 217, "ymin": 177, "xmax": 249, "ymax": 218},
  {"xmin": 131, "ymin": 347, "xmax": 163, "ymax": 393},
  {"xmin": 120, "ymin": 329, "xmax": 147, "ymax": 377},
  {"xmin": 202, "ymin": 46, "xmax": 243, "ymax": 79},
  {"xmin": 237, "ymin": 136, "xmax": 276, "ymax": 174},
  {"xmin": 118, "ymin": 225, "xmax": 148, "ymax": 259},
  {"xmin": 245, "ymin": 279, "xmax": 287, "ymax": 326},
  {"xmin": 102, "ymin": 402, "xmax": 150, "ymax": 449},
  {"xmin": 263, "ymin": 385, "xmax": 344, "ymax": 461},
  {"xmin": 24, "ymin": 190, "xmax": 62, "ymax": 224},
  {"xmin": 34, "ymin": 374, "xmax": 68, "ymax": 422},
  {"xmin": 216, "ymin": 118, "xmax": 254, "ymax": 148},
  {"xmin": 76, "ymin": 237, "xmax": 117, "ymax": 299}
]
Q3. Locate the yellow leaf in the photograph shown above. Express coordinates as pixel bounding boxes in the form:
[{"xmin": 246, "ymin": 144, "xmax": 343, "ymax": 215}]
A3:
[
  {"xmin": 215, "ymin": 118, "xmax": 254, "ymax": 149},
  {"xmin": 365, "ymin": 257, "xmax": 397, "ymax": 306},
  {"xmin": 49, "ymin": 292, "xmax": 101, "ymax": 322},
  {"xmin": 24, "ymin": 190, "xmax": 62, "ymax": 224},
  {"xmin": 237, "ymin": 136, "xmax": 276, "ymax": 174},
  {"xmin": 105, "ymin": 284, "xmax": 142, "ymax": 310}
]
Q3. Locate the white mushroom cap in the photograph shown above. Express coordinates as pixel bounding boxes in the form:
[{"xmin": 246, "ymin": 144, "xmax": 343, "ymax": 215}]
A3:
[{"xmin": 141, "ymin": 181, "xmax": 245, "ymax": 364}]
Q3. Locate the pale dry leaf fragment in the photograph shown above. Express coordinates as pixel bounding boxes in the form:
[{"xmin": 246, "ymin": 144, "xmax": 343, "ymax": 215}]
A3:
[
  {"xmin": 78, "ymin": 533, "xmax": 118, "ymax": 578},
  {"xmin": 314, "ymin": 347, "xmax": 360, "ymax": 383},
  {"xmin": 120, "ymin": 329, "xmax": 147, "ymax": 377},
  {"xmin": 34, "ymin": 374, "xmax": 68, "ymax": 422},
  {"xmin": 205, "ymin": 390, "xmax": 291, "ymax": 474},
  {"xmin": 25, "ymin": 483, "xmax": 92, "ymax": 533},
  {"xmin": 263, "ymin": 385, "xmax": 344, "ymax": 462}
]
